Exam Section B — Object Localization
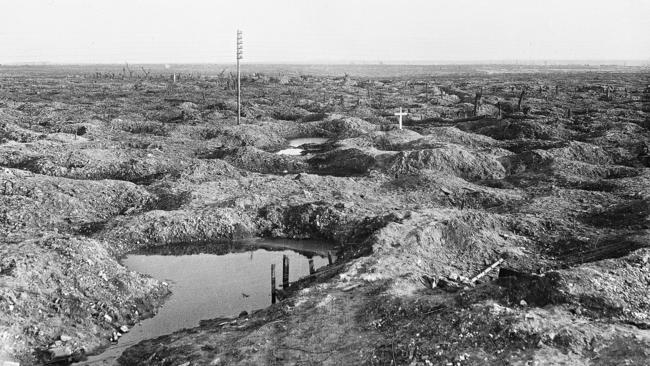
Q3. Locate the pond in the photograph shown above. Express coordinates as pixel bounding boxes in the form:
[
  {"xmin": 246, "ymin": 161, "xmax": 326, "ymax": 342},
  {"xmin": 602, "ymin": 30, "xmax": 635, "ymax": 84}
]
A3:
[
  {"xmin": 276, "ymin": 137, "xmax": 330, "ymax": 156},
  {"xmin": 78, "ymin": 238, "xmax": 336, "ymax": 365}
]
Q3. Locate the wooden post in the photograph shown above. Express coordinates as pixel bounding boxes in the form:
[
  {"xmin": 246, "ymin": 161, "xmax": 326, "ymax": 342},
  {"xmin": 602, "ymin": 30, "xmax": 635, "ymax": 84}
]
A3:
[
  {"xmin": 282, "ymin": 255, "xmax": 289, "ymax": 289},
  {"xmin": 327, "ymin": 251, "xmax": 333, "ymax": 265},
  {"xmin": 308, "ymin": 257, "xmax": 315, "ymax": 275},
  {"xmin": 271, "ymin": 264, "xmax": 276, "ymax": 304}
]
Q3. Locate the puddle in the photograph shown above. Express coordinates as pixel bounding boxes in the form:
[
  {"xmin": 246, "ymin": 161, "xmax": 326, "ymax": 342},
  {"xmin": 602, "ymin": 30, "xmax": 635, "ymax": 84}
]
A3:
[
  {"xmin": 276, "ymin": 137, "xmax": 329, "ymax": 156},
  {"xmin": 79, "ymin": 239, "xmax": 335, "ymax": 365}
]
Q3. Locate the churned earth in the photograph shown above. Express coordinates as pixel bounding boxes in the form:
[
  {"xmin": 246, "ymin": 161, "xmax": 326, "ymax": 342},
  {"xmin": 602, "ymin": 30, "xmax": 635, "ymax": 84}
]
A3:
[{"xmin": 0, "ymin": 64, "xmax": 649, "ymax": 365}]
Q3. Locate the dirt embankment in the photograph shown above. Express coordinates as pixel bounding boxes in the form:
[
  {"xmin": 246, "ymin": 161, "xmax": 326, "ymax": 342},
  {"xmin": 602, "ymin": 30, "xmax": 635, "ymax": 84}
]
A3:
[{"xmin": 1, "ymin": 70, "xmax": 649, "ymax": 365}]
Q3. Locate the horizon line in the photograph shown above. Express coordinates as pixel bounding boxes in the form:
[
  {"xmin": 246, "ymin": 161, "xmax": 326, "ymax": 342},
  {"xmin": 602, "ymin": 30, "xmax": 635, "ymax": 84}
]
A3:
[{"xmin": 2, "ymin": 59, "xmax": 650, "ymax": 67}]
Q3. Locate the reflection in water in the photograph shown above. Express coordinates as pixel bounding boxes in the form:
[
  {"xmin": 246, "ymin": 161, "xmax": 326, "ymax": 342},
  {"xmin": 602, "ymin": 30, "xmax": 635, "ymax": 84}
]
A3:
[
  {"xmin": 276, "ymin": 137, "xmax": 330, "ymax": 156},
  {"xmin": 288, "ymin": 138, "xmax": 330, "ymax": 147},
  {"xmin": 122, "ymin": 249, "xmax": 328, "ymax": 337},
  {"xmin": 130, "ymin": 238, "xmax": 335, "ymax": 258},
  {"xmin": 276, "ymin": 147, "xmax": 304, "ymax": 156},
  {"xmin": 80, "ymin": 240, "xmax": 335, "ymax": 365}
]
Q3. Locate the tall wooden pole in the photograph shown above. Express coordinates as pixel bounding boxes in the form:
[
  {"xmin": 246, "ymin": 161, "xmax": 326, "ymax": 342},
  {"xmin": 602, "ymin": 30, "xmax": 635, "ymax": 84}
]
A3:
[{"xmin": 236, "ymin": 30, "xmax": 243, "ymax": 125}]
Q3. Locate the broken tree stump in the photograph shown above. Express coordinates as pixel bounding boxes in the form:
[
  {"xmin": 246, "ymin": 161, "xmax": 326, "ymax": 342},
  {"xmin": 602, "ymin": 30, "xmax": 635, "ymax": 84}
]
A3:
[{"xmin": 518, "ymin": 88, "xmax": 526, "ymax": 112}]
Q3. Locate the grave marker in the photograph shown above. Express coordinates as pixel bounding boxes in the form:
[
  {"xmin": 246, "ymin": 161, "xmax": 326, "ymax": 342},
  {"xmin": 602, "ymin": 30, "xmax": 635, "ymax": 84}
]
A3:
[{"xmin": 394, "ymin": 107, "xmax": 408, "ymax": 130}]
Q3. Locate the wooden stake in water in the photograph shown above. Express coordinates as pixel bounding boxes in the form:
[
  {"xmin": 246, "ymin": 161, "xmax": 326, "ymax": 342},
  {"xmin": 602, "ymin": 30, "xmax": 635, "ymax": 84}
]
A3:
[
  {"xmin": 327, "ymin": 251, "xmax": 334, "ymax": 265},
  {"xmin": 308, "ymin": 257, "xmax": 315, "ymax": 275},
  {"xmin": 282, "ymin": 255, "xmax": 289, "ymax": 289},
  {"xmin": 271, "ymin": 264, "xmax": 276, "ymax": 304}
]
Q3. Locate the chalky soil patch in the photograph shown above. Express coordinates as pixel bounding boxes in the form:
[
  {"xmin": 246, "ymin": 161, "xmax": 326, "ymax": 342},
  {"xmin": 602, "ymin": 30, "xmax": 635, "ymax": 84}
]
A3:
[{"xmin": 78, "ymin": 239, "xmax": 333, "ymax": 365}]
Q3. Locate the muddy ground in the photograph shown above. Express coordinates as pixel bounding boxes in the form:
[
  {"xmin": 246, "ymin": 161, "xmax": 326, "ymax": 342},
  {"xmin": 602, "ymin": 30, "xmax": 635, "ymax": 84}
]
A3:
[{"xmin": 1, "ymin": 65, "xmax": 649, "ymax": 365}]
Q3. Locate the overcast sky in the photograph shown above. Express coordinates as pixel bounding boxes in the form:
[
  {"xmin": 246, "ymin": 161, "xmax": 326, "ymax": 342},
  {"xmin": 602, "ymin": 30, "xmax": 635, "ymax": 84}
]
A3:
[{"xmin": 1, "ymin": 0, "xmax": 649, "ymax": 64}]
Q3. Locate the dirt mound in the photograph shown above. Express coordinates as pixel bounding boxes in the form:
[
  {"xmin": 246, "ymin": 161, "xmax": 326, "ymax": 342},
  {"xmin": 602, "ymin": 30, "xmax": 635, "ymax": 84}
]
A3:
[
  {"xmin": 501, "ymin": 149, "xmax": 639, "ymax": 183},
  {"xmin": 580, "ymin": 199, "xmax": 650, "ymax": 229},
  {"xmin": 502, "ymin": 245, "xmax": 650, "ymax": 320},
  {"xmin": 369, "ymin": 129, "xmax": 423, "ymax": 150},
  {"xmin": 309, "ymin": 114, "xmax": 379, "ymax": 138},
  {"xmin": 353, "ymin": 209, "xmax": 521, "ymax": 285},
  {"xmin": 586, "ymin": 122, "xmax": 650, "ymax": 165},
  {"xmin": 412, "ymin": 126, "xmax": 499, "ymax": 149},
  {"xmin": 0, "ymin": 142, "xmax": 189, "ymax": 183},
  {"xmin": 384, "ymin": 145, "xmax": 506, "ymax": 181},
  {"xmin": 257, "ymin": 202, "xmax": 399, "ymax": 244},
  {"xmin": 334, "ymin": 129, "xmax": 422, "ymax": 151},
  {"xmin": 256, "ymin": 120, "xmax": 333, "ymax": 140},
  {"xmin": 111, "ymin": 118, "xmax": 170, "ymax": 136},
  {"xmin": 544, "ymin": 141, "xmax": 614, "ymax": 165},
  {"xmin": 0, "ymin": 234, "xmax": 168, "ymax": 365},
  {"xmin": 173, "ymin": 159, "xmax": 242, "ymax": 183},
  {"xmin": 97, "ymin": 207, "xmax": 254, "ymax": 251},
  {"xmin": 500, "ymin": 139, "xmax": 567, "ymax": 153},
  {"xmin": 0, "ymin": 121, "xmax": 45, "ymax": 143},
  {"xmin": 185, "ymin": 123, "xmax": 286, "ymax": 150},
  {"xmin": 0, "ymin": 168, "xmax": 154, "ymax": 235},
  {"xmin": 145, "ymin": 107, "xmax": 187, "ymax": 124},
  {"xmin": 382, "ymin": 170, "xmax": 524, "ymax": 211},
  {"xmin": 555, "ymin": 247, "xmax": 650, "ymax": 318},
  {"xmin": 457, "ymin": 118, "xmax": 574, "ymax": 140}
]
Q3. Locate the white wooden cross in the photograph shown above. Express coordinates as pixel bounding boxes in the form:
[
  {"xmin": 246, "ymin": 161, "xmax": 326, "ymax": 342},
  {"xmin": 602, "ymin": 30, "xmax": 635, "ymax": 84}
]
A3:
[{"xmin": 394, "ymin": 107, "xmax": 408, "ymax": 130}]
